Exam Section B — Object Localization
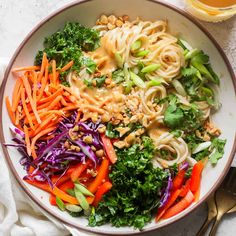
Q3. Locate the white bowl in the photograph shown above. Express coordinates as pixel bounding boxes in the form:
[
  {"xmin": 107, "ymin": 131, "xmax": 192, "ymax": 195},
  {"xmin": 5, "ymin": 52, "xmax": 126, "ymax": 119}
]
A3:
[{"xmin": 0, "ymin": 0, "xmax": 236, "ymax": 235}]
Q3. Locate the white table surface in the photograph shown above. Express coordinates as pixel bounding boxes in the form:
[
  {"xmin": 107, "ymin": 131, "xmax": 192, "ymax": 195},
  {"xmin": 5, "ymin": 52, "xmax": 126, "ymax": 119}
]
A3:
[{"xmin": 0, "ymin": 0, "xmax": 235, "ymax": 236}]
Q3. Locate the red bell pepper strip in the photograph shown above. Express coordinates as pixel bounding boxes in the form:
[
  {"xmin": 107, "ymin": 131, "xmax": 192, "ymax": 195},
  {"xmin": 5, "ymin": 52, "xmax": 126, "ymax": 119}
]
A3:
[
  {"xmin": 101, "ymin": 134, "xmax": 117, "ymax": 164},
  {"xmin": 190, "ymin": 161, "xmax": 204, "ymax": 193},
  {"xmin": 155, "ymin": 189, "xmax": 181, "ymax": 222},
  {"xmin": 70, "ymin": 159, "xmax": 92, "ymax": 182},
  {"xmin": 162, "ymin": 190, "xmax": 194, "ymax": 219},
  {"xmin": 88, "ymin": 158, "xmax": 110, "ymax": 194},
  {"xmin": 179, "ymin": 178, "xmax": 191, "ymax": 197},
  {"xmin": 59, "ymin": 180, "xmax": 74, "ymax": 193},
  {"xmin": 172, "ymin": 169, "xmax": 186, "ymax": 190},
  {"xmin": 49, "ymin": 194, "xmax": 57, "ymax": 206},
  {"xmin": 93, "ymin": 181, "xmax": 113, "ymax": 207}
]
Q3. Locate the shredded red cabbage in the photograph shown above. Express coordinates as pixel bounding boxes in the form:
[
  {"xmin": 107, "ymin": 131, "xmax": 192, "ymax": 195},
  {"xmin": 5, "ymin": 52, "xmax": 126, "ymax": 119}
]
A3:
[
  {"xmin": 179, "ymin": 161, "xmax": 189, "ymax": 171},
  {"xmin": 159, "ymin": 172, "xmax": 173, "ymax": 208},
  {"xmin": 5, "ymin": 111, "xmax": 104, "ymax": 187}
]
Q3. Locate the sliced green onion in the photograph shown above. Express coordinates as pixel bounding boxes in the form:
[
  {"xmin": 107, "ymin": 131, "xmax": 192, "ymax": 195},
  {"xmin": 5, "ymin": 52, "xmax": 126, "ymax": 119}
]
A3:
[
  {"xmin": 136, "ymin": 50, "xmax": 149, "ymax": 57},
  {"xmin": 141, "ymin": 64, "xmax": 160, "ymax": 74},
  {"xmin": 123, "ymin": 64, "xmax": 133, "ymax": 94},
  {"xmin": 201, "ymin": 86, "xmax": 214, "ymax": 97},
  {"xmin": 147, "ymin": 79, "xmax": 161, "ymax": 87},
  {"xmin": 172, "ymin": 79, "xmax": 187, "ymax": 97},
  {"xmin": 130, "ymin": 71, "xmax": 146, "ymax": 88},
  {"xmin": 192, "ymin": 141, "xmax": 212, "ymax": 154},
  {"xmin": 114, "ymin": 52, "xmax": 123, "ymax": 68},
  {"xmin": 178, "ymin": 38, "xmax": 193, "ymax": 51},
  {"xmin": 131, "ymin": 40, "xmax": 142, "ymax": 52},
  {"xmin": 196, "ymin": 69, "xmax": 202, "ymax": 80},
  {"xmin": 185, "ymin": 49, "xmax": 201, "ymax": 60},
  {"xmin": 56, "ymin": 196, "xmax": 65, "ymax": 211},
  {"xmin": 65, "ymin": 204, "xmax": 82, "ymax": 213},
  {"xmin": 74, "ymin": 188, "xmax": 90, "ymax": 211},
  {"xmin": 74, "ymin": 183, "xmax": 94, "ymax": 197},
  {"xmin": 183, "ymin": 49, "xmax": 189, "ymax": 57},
  {"xmin": 66, "ymin": 188, "xmax": 75, "ymax": 197}
]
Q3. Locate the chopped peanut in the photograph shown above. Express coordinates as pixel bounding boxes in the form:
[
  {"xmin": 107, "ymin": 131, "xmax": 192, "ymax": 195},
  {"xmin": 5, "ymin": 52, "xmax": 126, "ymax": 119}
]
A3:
[
  {"xmin": 96, "ymin": 149, "xmax": 104, "ymax": 158},
  {"xmin": 83, "ymin": 135, "xmax": 93, "ymax": 144}
]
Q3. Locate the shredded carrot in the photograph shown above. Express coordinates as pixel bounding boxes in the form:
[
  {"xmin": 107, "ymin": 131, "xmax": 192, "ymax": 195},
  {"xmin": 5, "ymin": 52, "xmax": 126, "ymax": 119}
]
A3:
[
  {"xmin": 15, "ymin": 109, "xmax": 20, "ymax": 126},
  {"xmin": 61, "ymin": 60, "xmax": 74, "ymax": 72},
  {"xmin": 32, "ymin": 71, "xmax": 38, "ymax": 106},
  {"xmin": 30, "ymin": 126, "xmax": 56, "ymax": 159},
  {"xmin": 20, "ymin": 88, "xmax": 35, "ymax": 130},
  {"xmin": 12, "ymin": 65, "xmax": 40, "ymax": 72},
  {"xmin": 37, "ymin": 88, "xmax": 63, "ymax": 104},
  {"xmin": 52, "ymin": 60, "xmax": 57, "ymax": 84},
  {"xmin": 11, "ymin": 78, "xmax": 22, "ymax": 112},
  {"xmin": 62, "ymin": 105, "xmax": 80, "ymax": 111},
  {"xmin": 38, "ymin": 53, "xmax": 47, "ymax": 82},
  {"xmin": 33, "ymin": 114, "xmax": 56, "ymax": 136},
  {"xmin": 37, "ymin": 61, "xmax": 49, "ymax": 100},
  {"xmin": 5, "ymin": 96, "xmax": 16, "ymax": 124},
  {"xmin": 23, "ymin": 125, "xmax": 32, "ymax": 156},
  {"xmin": 22, "ymin": 75, "xmax": 41, "ymax": 124},
  {"xmin": 75, "ymin": 110, "xmax": 81, "ymax": 123},
  {"xmin": 47, "ymin": 95, "xmax": 63, "ymax": 110}
]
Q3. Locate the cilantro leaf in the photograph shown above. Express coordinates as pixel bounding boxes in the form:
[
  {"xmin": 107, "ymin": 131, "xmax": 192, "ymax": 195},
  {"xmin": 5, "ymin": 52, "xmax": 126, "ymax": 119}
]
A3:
[
  {"xmin": 181, "ymin": 67, "xmax": 198, "ymax": 78},
  {"xmin": 112, "ymin": 69, "xmax": 125, "ymax": 84},
  {"xmin": 164, "ymin": 105, "xmax": 184, "ymax": 129},
  {"xmin": 209, "ymin": 138, "xmax": 226, "ymax": 164}
]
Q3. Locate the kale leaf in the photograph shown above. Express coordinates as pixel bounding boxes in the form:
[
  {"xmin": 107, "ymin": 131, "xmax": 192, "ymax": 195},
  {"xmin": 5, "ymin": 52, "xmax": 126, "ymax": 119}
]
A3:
[
  {"xmin": 88, "ymin": 137, "xmax": 168, "ymax": 229},
  {"xmin": 35, "ymin": 22, "xmax": 100, "ymax": 74}
]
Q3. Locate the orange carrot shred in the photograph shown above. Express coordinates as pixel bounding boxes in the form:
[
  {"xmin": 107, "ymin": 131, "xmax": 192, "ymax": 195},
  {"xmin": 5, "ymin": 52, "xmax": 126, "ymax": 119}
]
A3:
[
  {"xmin": 38, "ymin": 53, "xmax": 47, "ymax": 82},
  {"xmin": 21, "ymin": 88, "xmax": 35, "ymax": 130},
  {"xmin": 31, "ymin": 126, "xmax": 56, "ymax": 159},
  {"xmin": 61, "ymin": 60, "xmax": 74, "ymax": 72},
  {"xmin": 11, "ymin": 78, "xmax": 22, "ymax": 112},
  {"xmin": 52, "ymin": 60, "xmax": 57, "ymax": 85},
  {"xmin": 12, "ymin": 65, "xmax": 40, "ymax": 73},
  {"xmin": 5, "ymin": 96, "xmax": 16, "ymax": 124},
  {"xmin": 23, "ymin": 125, "xmax": 32, "ymax": 156},
  {"xmin": 22, "ymin": 75, "xmax": 41, "ymax": 124}
]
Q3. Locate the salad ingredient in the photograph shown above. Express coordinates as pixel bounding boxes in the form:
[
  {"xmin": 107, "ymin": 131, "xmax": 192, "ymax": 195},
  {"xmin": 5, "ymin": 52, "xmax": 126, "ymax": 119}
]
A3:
[
  {"xmin": 101, "ymin": 134, "xmax": 117, "ymax": 164},
  {"xmin": 88, "ymin": 158, "xmax": 109, "ymax": 194},
  {"xmin": 88, "ymin": 138, "xmax": 168, "ymax": 229},
  {"xmin": 172, "ymin": 169, "xmax": 186, "ymax": 190},
  {"xmin": 93, "ymin": 181, "xmax": 113, "ymax": 207},
  {"xmin": 71, "ymin": 160, "xmax": 91, "ymax": 182},
  {"xmin": 35, "ymin": 22, "xmax": 100, "ymax": 75},
  {"xmin": 162, "ymin": 190, "xmax": 194, "ymax": 219},
  {"xmin": 56, "ymin": 196, "xmax": 65, "ymax": 211},
  {"xmin": 155, "ymin": 189, "xmax": 181, "ymax": 222},
  {"xmin": 74, "ymin": 183, "xmax": 94, "ymax": 197},
  {"xmin": 190, "ymin": 160, "xmax": 204, "ymax": 193}
]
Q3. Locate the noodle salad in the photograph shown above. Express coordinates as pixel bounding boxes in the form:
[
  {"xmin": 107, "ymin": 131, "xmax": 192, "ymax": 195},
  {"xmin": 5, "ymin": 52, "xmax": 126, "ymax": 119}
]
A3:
[{"xmin": 5, "ymin": 15, "xmax": 226, "ymax": 229}]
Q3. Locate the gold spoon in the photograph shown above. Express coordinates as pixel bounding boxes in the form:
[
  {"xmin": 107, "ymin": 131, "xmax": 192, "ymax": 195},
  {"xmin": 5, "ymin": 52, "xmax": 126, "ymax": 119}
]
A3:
[{"xmin": 196, "ymin": 194, "xmax": 217, "ymax": 236}]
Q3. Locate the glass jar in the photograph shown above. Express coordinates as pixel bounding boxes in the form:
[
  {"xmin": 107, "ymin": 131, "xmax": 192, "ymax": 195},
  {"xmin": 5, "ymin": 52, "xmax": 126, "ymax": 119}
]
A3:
[{"xmin": 185, "ymin": 0, "xmax": 236, "ymax": 22}]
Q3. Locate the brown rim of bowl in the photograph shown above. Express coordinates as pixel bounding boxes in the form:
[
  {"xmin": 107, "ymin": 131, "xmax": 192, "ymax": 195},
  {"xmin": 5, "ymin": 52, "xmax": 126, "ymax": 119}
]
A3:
[{"xmin": 0, "ymin": 0, "xmax": 235, "ymax": 235}]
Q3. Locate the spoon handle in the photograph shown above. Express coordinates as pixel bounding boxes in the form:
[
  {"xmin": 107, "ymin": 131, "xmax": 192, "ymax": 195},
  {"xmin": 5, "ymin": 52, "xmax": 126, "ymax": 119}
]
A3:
[
  {"xmin": 196, "ymin": 215, "xmax": 215, "ymax": 236},
  {"xmin": 209, "ymin": 212, "xmax": 224, "ymax": 236}
]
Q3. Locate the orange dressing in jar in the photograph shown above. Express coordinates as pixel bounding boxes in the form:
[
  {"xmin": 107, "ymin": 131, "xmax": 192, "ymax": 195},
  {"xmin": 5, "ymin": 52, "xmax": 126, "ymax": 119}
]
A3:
[
  {"xmin": 185, "ymin": 0, "xmax": 236, "ymax": 22},
  {"xmin": 198, "ymin": 0, "xmax": 236, "ymax": 8}
]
